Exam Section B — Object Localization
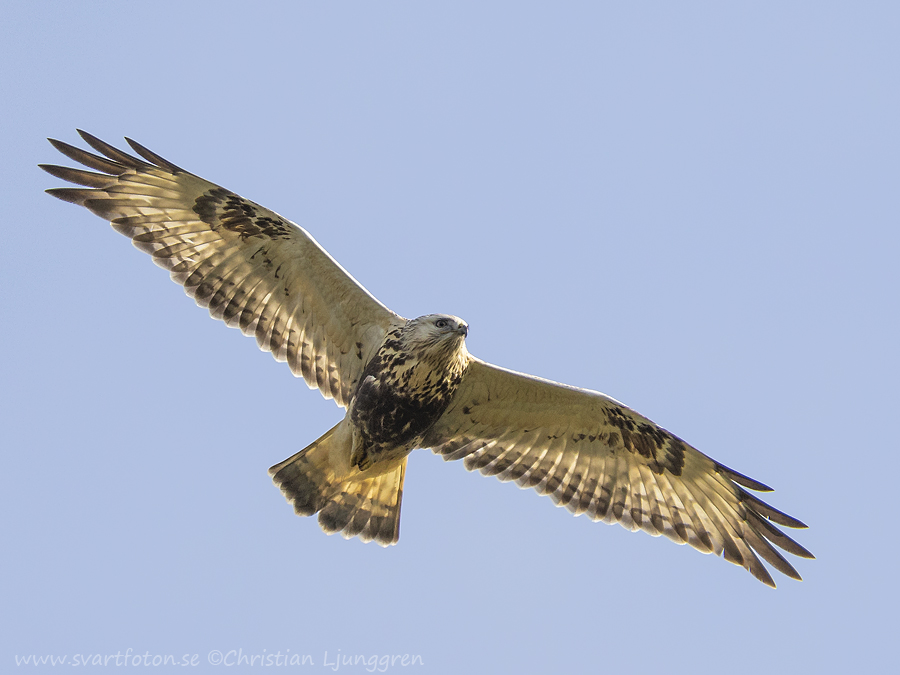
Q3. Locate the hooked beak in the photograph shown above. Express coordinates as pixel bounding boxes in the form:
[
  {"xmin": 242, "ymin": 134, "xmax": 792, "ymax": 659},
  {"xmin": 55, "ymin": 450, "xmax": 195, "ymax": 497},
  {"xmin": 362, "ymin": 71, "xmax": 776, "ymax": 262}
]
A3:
[{"xmin": 456, "ymin": 324, "xmax": 469, "ymax": 337}]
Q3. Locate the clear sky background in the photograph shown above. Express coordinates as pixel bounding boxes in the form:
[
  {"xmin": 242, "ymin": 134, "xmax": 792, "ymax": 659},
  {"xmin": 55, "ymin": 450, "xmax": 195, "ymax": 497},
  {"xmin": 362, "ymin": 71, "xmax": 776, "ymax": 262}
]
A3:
[{"xmin": 2, "ymin": 2, "xmax": 897, "ymax": 673}]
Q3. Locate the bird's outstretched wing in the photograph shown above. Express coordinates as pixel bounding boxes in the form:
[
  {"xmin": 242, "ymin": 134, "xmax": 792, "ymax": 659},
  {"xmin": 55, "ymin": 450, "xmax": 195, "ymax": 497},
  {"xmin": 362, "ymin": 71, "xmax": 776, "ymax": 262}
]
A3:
[
  {"xmin": 42, "ymin": 131, "xmax": 402, "ymax": 407},
  {"xmin": 423, "ymin": 358, "xmax": 813, "ymax": 587}
]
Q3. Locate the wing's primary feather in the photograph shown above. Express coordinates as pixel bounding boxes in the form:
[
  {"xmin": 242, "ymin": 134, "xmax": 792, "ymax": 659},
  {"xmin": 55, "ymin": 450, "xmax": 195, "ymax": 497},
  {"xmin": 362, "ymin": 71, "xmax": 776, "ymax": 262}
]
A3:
[
  {"xmin": 424, "ymin": 358, "xmax": 814, "ymax": 587},
  {"xmin": 41, "ymin": 131, "xmax": 402, "ymax": 406}
]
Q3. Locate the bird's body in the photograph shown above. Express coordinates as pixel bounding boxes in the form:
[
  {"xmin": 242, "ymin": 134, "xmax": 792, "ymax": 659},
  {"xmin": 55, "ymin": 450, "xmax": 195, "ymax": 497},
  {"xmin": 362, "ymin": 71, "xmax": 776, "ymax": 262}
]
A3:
[
  {"xmin": 269, "ymin": 314, "xmax": 471, "ymax": 545},
  {"xmin": 347, "ymin": 315, "xmax": 470, "ymax": 470},
  {"xmin": 42, "ymin": 131, "xmax": 814, "ymax": 586}
]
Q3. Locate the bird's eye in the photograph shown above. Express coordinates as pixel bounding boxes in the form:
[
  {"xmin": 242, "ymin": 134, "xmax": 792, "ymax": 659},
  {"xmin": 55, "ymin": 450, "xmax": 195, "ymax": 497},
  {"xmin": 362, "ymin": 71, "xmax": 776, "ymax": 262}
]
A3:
[{"xmin": 435, "ymin": 319, "xmax": 449, "ymax": 328}]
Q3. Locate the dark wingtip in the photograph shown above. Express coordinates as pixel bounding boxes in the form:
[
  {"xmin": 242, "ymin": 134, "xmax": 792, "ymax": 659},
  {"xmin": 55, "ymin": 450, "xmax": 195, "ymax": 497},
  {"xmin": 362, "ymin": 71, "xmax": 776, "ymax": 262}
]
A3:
[
  {"xmin": 75, "ymin": 130, "xmax": 152, "ymax": 170},
  {"xmin": 124, "ymin": 136, "xmax": 184, "ymax": 173},
  {"xmin": 40, "ymin": 163, "xmax": 114, "ymax": 188},
  {"xmin": 755, "ymin": 565, "xmax": 777, "ymax": 589},
  {"xmin": 76, "ymin": 128, "xmax": 99, "ymax": 144},
  {"xmin": 45, "ymin": 187, "xmax": 87, "ymax": 204},
  {"xmin": 46, "ymin": 136, "xmax": 127, "ymax": 174},
  {"xmin": 715, "ymin": 462, "xmax": 774, "ymax": 492},
  {"xmin": 48, "ymin": 137, "xmax": 75, "ymax": 154},
  {"xmin": 786, "ymin": 539, "xmax": 816, "ymax": 560},
  {"xmin": 738, "ymin": 487, "xmax": 809, "ymax": 529}
]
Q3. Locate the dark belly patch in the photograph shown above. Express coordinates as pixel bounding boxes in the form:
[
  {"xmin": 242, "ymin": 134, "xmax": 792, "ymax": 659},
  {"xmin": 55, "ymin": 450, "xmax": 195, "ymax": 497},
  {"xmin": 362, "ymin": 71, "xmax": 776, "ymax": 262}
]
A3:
[{"xmin": 351, "ymin": 377, "xmax": 448, "ymax": 453}]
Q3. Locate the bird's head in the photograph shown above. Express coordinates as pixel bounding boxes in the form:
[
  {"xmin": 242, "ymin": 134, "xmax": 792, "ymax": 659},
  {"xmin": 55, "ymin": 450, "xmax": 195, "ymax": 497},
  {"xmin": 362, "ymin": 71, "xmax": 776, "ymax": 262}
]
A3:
[{"xmin": 403, "ymin": 314, "xmax": 469, "ymax": 358}]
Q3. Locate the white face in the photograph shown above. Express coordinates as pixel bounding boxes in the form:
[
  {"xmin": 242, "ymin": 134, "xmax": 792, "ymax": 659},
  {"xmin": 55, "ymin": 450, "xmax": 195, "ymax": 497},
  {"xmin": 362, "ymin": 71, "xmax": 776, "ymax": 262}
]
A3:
[{"xmin": 404, "ymin": 314, "xmax": 469, "ymax": 352}]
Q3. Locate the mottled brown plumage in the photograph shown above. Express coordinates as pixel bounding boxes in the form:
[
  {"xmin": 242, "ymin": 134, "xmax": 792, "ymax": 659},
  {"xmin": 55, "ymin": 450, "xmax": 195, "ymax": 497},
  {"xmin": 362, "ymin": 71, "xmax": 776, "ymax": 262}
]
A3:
[
  {"xmin": 348, "ymin": 317, "xmax": 470, "ymax": 470},
  {"xmin": 42, "ymin": 131, "xmax": 813, "ymax": 585}
]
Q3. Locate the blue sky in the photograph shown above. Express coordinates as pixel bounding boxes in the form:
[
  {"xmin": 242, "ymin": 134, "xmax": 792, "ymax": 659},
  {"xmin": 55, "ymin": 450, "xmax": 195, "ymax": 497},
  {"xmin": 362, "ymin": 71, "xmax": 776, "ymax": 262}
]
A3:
[{"xmin": 2, "ymin": 2, "xmax": 897, "ymax": 673}]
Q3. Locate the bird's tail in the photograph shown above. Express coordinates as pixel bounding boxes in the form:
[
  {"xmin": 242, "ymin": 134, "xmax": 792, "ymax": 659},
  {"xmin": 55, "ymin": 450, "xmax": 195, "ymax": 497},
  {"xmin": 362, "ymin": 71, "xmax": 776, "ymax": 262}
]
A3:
[{"xmin": 269, "ymin": 422, "xmax": 407, "ymax": 546}]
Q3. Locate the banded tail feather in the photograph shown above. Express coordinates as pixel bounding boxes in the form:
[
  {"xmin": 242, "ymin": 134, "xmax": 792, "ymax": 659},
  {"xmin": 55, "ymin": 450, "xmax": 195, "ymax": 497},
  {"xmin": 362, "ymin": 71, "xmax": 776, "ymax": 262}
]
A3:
[{"xmin": 269, "ymin": 423, "xmax": 407, "ymax": 546}]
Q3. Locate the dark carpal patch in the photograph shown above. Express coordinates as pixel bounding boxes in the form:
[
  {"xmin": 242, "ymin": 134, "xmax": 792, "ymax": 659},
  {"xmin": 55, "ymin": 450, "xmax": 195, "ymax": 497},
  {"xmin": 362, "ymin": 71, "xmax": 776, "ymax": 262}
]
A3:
[
  {"xmin": 194, "ymin": 187, "xmax": 294, "ymax": 240},
  {"xmin": 606, "ymin": 406, "xmax": 685, "ymax": 476}
]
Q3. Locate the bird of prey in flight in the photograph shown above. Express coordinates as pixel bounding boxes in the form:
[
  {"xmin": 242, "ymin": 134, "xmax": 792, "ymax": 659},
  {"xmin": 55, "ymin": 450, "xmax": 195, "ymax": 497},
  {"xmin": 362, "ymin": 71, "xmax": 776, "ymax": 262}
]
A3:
[{"xmin": 42, "ymin": 131, "xmax": 813, "ymax": 587}]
